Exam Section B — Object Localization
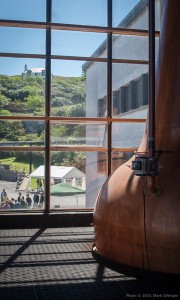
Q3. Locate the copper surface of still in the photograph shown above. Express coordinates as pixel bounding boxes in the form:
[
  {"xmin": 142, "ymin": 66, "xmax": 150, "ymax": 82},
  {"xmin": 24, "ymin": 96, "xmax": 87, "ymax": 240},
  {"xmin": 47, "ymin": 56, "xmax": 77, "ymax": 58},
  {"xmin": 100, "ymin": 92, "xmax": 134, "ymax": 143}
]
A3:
[{"xmin": 93, "ymin": 0, "xmax": 180, "ymax": 274}]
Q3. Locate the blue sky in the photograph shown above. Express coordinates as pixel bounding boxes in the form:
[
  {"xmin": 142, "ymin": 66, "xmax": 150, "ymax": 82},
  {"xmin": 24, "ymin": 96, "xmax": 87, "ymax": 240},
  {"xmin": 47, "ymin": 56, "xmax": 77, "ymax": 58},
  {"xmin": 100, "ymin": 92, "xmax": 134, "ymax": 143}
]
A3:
[{"xmin": 0, "ymin": 0, "xmax": 139, "ymax": 77}]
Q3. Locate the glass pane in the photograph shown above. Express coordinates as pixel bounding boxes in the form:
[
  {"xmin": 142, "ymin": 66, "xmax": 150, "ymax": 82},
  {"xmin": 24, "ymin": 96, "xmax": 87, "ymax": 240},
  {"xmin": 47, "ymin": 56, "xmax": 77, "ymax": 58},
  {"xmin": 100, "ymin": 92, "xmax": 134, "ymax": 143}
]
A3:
[
  {"xmin": 111, "ymin": 151, "xmax": 134, "ymax": 173},
  {"xmin": 0, "ymin": 57, "xmax": 45, "ymax": 77},
  {"xmin": 0, "ymin": 0, "xmax": 46, "ymax": 22},
  {"xmin": 51, "ymin": 60, "xmax": 107, "ymax": 118},
  {"xmin": 51, "ymin": 121, "xmax": 107, "ymax": 148},
  {"xmin": 51, "ymin": 60, "xmax": 85, "ymax": 117},
  {"xmin": 0, "ymin": 121, "xmax": 45, "ymax": 146},
  {"xmin": 51, "ymin": 59, "xmax": 84, "ymax": 78},
  {"xmin": 50, "ymin": 151, "xmax": 107, "ymax": 209},
  {"xmin": 112, "ymin": 63, "xmax": 148, "ymax": 117},
  {"xmin": 112, "ymin": 122, "xmax": 146, "ymax": 148},
  {"xmin": 52, "ymin": 0, "xmax": 107, "ymax": 27},
  {"xmin": 155, "ymin": 0, "xmax": 164, "ymax": 31},
  {"xmin": 84, "ymin": 61, "xmax": 107, "ymax": 118},
  {"xmin": 0, "ymin": 151, "xmax": 45, "ymax": 210},
  {"xmin": 113, "ymin": 0, "xmax": 139, "ymax": 28},
  {"xmin": 113, "ymin": 0, "xmax": 163, "ymax": 31},
  {"xmin": 112, "ymin": 35, "xmax": 160, "ymax": 61},
  {"xmin": 112, "ymin": 35, "xmax": 148, "ymax": 60},
  {"xmin": 0, "ymin": 27, "xmax": 45, "ymax": 54},
  {"xmin": 52, "ymin": 30, "xmax": 107, "ymax": 57},
  {"xmin": 0, "ymin": 58, "xmax": 45, "ymax": 117}
]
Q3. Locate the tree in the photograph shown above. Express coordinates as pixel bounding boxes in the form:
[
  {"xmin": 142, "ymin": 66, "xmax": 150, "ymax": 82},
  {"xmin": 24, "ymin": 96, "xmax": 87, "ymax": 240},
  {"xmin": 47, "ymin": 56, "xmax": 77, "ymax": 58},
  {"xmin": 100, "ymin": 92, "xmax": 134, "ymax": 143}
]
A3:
[
  {"xmin": 0, "ymin": 92, "xmax": 10, "ymax": 108},
  {"xmin": 69, "ymin": 103, "xmax": 85, "ymax": 117},
  {"xmin": 25, "ymin": 95, "xmax": 44, "ymax": 113},
  {"xmin": 0, "ymin": 121, "xmax": 26, "ymax": 141},
  {"xmin": 0, "ymin": 109, "xmax": 11, "ymax": 116},
  {"xmin": 51, "ymin": 124, "xmax": 67, "ymax": 142}
]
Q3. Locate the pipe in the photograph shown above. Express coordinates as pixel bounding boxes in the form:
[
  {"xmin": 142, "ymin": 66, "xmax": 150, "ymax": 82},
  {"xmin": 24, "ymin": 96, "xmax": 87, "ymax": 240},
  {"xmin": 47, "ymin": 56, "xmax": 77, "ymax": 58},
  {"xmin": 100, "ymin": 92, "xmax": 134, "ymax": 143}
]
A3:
[
  {"xmin": 107, "ymin": 0, "xmax": 112, "ymax": 177},
  {"xmin": 148, "ymin": 0, "xmax": 158, "ymax": 196}
]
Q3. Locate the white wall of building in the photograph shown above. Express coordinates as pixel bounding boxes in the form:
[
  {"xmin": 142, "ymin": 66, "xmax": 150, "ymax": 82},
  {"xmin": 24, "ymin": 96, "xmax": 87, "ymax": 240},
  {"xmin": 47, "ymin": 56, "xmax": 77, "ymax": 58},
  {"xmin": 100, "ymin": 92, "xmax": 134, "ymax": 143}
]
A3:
[{"xmin": 84, "ymin": 0, "xmax": 163, "ymax": 207}]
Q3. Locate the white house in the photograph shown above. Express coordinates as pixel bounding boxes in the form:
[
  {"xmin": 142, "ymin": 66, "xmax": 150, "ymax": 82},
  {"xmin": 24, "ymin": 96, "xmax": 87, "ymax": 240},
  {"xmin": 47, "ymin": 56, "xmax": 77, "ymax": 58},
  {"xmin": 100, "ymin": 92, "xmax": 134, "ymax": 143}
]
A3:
[{"xmin": 22, "ymin": 64, "xmax": 45, "ymax": 79}]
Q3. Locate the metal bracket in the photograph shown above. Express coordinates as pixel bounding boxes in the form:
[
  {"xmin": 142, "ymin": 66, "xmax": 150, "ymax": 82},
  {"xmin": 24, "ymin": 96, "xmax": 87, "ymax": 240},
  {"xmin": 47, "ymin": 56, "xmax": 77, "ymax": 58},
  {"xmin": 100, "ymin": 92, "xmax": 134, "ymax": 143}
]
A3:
[{"xmin": 131, "ymin": 154, "xmax": 158, "ymax": 176}]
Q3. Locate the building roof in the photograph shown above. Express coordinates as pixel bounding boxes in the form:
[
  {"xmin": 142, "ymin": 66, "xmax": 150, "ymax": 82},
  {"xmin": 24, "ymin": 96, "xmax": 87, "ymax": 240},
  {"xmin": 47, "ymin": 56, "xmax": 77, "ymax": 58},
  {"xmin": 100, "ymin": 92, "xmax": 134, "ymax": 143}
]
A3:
[
  {"xmin": 22, "ymin": 68, "xmax": 45, "ymax": 74},
  {"xmin": 29, "ymin": 165, "xmax": 85, "ymax": 179},
  {"xmin": 82, "ymin": 0, "xmax": 149, "ymax": 71},
  {"xmin": 30, "ymin": 68, "xmax": 45, "ymax": 73}
]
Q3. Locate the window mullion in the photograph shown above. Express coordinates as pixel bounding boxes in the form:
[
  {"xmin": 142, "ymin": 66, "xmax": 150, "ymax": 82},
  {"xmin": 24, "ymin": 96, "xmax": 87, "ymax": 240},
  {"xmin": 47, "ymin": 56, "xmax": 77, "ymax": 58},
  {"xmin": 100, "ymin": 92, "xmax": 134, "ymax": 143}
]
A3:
[
  {"xmin": 44, "ymin": 0, "xmax": 52, "ymax": 212},
  {"xmin": 107, "ymin": 0, "xmax": 112, "ymax": 177}
]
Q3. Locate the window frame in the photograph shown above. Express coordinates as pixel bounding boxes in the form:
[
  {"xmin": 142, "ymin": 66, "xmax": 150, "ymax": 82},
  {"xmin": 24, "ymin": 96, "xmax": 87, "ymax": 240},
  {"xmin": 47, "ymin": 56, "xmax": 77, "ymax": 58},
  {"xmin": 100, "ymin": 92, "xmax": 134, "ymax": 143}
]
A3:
[{"xmin": 0, "ymin": 0, "xmax": 157, "ymax": 214}]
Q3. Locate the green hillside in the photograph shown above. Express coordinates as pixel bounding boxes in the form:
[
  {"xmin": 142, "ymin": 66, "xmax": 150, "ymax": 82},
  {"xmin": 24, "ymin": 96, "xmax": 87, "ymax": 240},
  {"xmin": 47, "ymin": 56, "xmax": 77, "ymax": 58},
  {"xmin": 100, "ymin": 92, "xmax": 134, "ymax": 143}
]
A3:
[
  {"xmin": 0, "ymin": 74, "xmax": 86, "ymax": 172},
  {"xmin": 0, "ymin": 74, "xmax": 86, "ymax": 117}
]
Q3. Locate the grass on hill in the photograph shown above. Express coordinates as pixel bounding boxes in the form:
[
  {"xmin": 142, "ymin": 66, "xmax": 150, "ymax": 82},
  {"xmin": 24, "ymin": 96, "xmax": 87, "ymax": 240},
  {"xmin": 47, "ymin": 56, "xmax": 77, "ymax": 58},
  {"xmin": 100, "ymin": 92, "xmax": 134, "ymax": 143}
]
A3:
[{"xmin": 0, "ymin": 157, "xmax": 35, "ymax": 174}]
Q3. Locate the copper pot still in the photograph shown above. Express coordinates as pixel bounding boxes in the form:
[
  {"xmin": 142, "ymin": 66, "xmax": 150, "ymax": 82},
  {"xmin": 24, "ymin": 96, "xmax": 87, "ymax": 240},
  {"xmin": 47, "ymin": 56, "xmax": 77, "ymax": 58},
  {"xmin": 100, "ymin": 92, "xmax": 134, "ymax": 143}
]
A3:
[{"xmin": 93, "ymin": 0, "xmax": 180, "ymax": 274}]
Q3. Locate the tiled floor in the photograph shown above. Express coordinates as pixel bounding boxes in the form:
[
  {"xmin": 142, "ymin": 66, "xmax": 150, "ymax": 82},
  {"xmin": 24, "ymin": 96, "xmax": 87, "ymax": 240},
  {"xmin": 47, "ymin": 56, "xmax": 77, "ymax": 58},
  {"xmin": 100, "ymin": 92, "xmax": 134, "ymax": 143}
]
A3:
[{"xmin": 0, "ymin": 227, "xmax": 179, "ymax": 300}]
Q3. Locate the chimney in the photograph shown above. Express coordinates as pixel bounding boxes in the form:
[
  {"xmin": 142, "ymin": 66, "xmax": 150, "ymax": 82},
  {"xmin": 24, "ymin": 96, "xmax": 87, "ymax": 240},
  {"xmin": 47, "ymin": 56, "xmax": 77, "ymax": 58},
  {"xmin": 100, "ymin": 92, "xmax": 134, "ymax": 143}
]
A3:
[{"xmin": 24, "ymin": 64, "xmax": 28, "ymax": 71}]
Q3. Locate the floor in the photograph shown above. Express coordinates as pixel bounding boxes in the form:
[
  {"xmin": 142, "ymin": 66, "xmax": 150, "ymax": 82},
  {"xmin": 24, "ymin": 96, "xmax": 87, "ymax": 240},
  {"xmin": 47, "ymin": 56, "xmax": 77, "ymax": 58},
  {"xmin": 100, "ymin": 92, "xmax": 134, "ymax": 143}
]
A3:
[{"xmin": 0, "ymin": 227, "xmax": 179, "ymax": 300}]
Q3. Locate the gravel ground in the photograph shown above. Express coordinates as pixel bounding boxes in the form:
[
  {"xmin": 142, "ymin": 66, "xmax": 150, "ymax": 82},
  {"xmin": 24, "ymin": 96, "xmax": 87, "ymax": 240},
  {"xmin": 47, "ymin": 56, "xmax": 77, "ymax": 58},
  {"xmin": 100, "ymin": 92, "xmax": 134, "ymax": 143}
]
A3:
[{"xmin": 0, "ymin": 180, "xmax": 86, "ymax": 209}]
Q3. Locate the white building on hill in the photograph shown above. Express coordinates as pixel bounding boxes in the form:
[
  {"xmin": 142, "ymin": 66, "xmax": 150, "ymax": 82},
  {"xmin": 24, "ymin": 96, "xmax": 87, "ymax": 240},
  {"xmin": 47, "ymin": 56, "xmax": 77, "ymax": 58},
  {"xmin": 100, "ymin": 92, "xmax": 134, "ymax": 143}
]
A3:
[{"xmin": 22, "ymin": 64, "xmax": 45, "ymax": 79}]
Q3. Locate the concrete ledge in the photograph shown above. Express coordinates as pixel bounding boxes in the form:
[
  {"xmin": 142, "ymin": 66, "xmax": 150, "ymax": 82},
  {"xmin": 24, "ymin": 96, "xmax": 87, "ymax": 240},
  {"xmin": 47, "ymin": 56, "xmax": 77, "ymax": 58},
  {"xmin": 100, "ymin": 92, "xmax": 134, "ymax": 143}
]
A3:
[{"xmin": 0, "ymin": 211, "xmax": 93, "ymax": 229}]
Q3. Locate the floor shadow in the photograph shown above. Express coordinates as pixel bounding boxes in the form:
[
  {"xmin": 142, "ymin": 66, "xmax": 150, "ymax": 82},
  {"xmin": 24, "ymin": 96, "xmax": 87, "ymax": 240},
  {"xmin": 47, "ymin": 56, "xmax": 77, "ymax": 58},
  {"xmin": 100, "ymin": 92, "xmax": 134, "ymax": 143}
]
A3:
[
  {"xmin": 92, "ymin": 244, "xmax": 180, "ymax": 295},
  {"xmin": 0, "ymin": 228, "xmax": 46, "ymax": 274}
]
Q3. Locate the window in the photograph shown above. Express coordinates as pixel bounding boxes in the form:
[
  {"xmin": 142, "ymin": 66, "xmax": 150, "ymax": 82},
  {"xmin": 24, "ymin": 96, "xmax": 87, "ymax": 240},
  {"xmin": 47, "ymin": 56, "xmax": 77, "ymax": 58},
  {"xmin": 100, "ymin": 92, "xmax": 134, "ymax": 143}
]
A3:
[
  {"xmin": 0, "ymin": 0, "xmax": 161, "ymax": 214},
  {"xmin": 98, "ymin": 97, "xmax": 107, "ymax": 117}
]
